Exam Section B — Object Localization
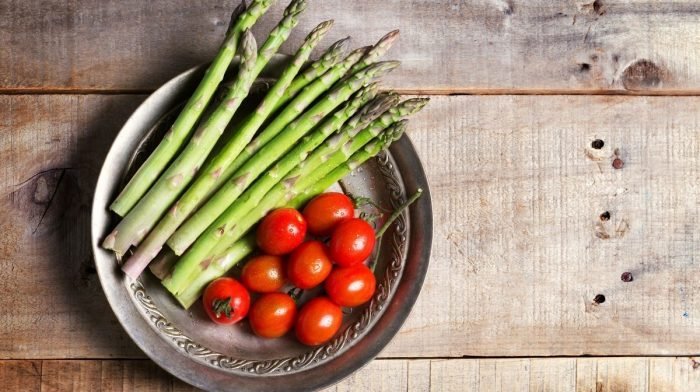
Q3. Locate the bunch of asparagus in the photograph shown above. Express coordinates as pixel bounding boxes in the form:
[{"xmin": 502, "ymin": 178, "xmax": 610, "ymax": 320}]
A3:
[{"xmin": 102, "ymin": 0, "xmax": 429, "ymax": 308}]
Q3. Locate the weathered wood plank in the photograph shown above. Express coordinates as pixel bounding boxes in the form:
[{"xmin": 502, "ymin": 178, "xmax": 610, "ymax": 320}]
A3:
[
  {"xmin": 1, "ymin": 95, "xmax": 699, "ymax": 359},
  {"xmin": 385, "ymin": 95, "xmax": 700, "ymax": 357},
  {"xmin": 0, "ymin": 95, "xmax": 146, "ymax": 358},
  {"xmin": 1, "ymin": 358, "xmax": 699, "ymax": 391},
  {"xmin": 2, "ymin": 1, "xmax": 700, "ymax": 93}
]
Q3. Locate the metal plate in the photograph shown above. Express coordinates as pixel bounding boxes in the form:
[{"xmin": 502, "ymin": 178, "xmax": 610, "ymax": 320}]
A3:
[{"xmin": 91, "ymin": 55, "xmax": 433, "ymax": 391}]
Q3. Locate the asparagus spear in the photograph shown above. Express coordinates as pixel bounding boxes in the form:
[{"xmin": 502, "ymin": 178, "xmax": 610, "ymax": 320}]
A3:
[
  {"xmin": 109, "ymin": 0, "xmax": 273, "ymax": 217},
  {"xmin": 289, "ymin": 129, "xmax": 403, "ymax": 208},
  {"xmin": 172, "ymin": 121, "xmax": 408, "ymax": 307},
  {"xmin": 347, "ymin": 30, "xmax": 400, "ymax": 76},
  {"xmin": 174, "ymin": 233, "xmax": 257, "ymax": 308},
  {"xmin": 163, "ymin": 112, "xmax": 405, "ymax": 295},
  {"xmin": 167, "ymin": 60, "xmax": 399, "ymax": 255},
  {"xmin": 103, "ymin": 30, "xmax": 259, "ymax": 257},
  {"xmin": 122, "ymin": 16, "xmax": 329, "ymax": 278},
  {"xmin": 207, "ymin": 45, "xmax": 370, "ymax": 187},
  {"xmin": 206, "ymin": 37, "xmax": 352, "ymax": 197},
  {"xmin": 272, "ymin": 36, "xmax": 351, "ymax": 111}
]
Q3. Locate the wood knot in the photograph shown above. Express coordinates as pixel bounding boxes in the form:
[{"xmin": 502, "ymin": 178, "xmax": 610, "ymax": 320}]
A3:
[{"xmin": 621, "ymin": 59, "xmax": 668, "ymax": 90}]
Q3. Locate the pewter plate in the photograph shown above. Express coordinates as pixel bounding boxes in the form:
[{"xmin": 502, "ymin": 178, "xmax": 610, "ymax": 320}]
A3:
[{"xmin": 91, "ymin": 55, "xmax": 432, "ymax": 392}]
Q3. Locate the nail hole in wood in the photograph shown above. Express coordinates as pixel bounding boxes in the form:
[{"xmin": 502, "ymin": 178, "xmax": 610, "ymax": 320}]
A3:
[
  {"xmin": 621, "ymin": 272, "xmax": 634, "ymax": 282},
  {"xmin": 593, "ymin": 294, "xmax": 606, "ymax": 304},
  {"xmin": 591, "ymin": 139, "xmax": 604, "ymax": 149},
  {"xmin": 579, "ymin": 63, "xmax": 591, "ymax": 72},
  {"xmin": 600, "ymin": 211, "xmax": 611, "ymax": 221}
]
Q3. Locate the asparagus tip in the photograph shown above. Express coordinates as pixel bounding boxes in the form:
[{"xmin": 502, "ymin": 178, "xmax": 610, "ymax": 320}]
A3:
[
  {"xmin": 284, "ymin": 0, "xmax": 308, "ymax": 17},
  {"xmin": 378, "ymin": 29, "xmax": 401, "ymax": 45},
  {"xmin": 369, "ymin": 60, "xmax": 401, "ymax": 78},
  {"xmin": 312, "ymin": 19, "xmax": 335, "ymax": 35}
]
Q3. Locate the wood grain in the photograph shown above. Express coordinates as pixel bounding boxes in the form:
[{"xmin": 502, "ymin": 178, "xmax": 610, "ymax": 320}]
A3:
[
  {"xmin": 2, "ymin": 1, "xmax": 700, "ymax": 93},
  {"xmin": 389, "ymin": 94, "xmax": 700, "ymax": 356},
  {"xmin": 1, "ymin": 358, "xmax": 699, "ymax": 391},
  {"xmin": 1, "ymin": 95, "xmax": 699, "ymax": 359}
]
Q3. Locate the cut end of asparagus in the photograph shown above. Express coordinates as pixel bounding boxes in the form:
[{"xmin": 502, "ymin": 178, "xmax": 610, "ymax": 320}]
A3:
[{"xmin": 102, "ymin": 230, "xmax": 118, "ymax": 250}]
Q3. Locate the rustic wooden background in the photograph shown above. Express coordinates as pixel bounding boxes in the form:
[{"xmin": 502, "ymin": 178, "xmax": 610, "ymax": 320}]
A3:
[{"xmin": 2, "ymin": 0, "xmax": 700, "ymax": 390}]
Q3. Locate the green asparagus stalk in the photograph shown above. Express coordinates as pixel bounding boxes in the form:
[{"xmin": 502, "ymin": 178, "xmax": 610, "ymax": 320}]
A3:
[
  {"xmin": 109, "ymin": 0, "xmax": 273, "ymax": 217},
  {"xmin": 347, "ymin": 30, "xmax": 400, "ymax": 76},
  {"xmin": 104, "ymin": 30, "xmax": 259, "ymax": 257},
  {"xmin": 294, "ymin": 97, "xmax": 427, "ymax": 178},
  {"xmin": 174, "ymin": 233, "xmax": 257, "ymax": 308},
  {"xmin": 205, "ymin": 45, "xmax": 370, "ymax": 196},
  {"xmin": 272, "ymin": 36, "xmax": 351, "ymax": 111},
  {"xmin": 206, "ymin": 37, "xmax": 352, "ymax": 197},
  {"xmin": 164, "ymin": 113, "xmax": 406, "ymax": 296},
  {"xmin": 172, "ymin": 121, "xmax": 408, "ymax": 307},
  {"xmin": 289, "ymin": 129, "xmax": 403, "ymax": 207},
  {"xmin": 204, "ymin": 21, "xmax": 337, "ymax": 197},
  {"xmin": 167, "ymin": 60, "xmax": 399, "ymax": 255},
  {"xmin": 122, "ymin": 15, "xmax": 328, "ymax": 278}
]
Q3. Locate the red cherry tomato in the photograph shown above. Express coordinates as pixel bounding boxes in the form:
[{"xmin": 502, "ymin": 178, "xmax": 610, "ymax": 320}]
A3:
[
  {"xmin": 240, "ymin": 255, "xmax": 286, "ymax": 293},
  {"xmin": 328, "ymin": 218, "xmax": 376, "ymax": 267},
  {"xmin": 248, "ymin": 293, "xmax": 297, "ymax": 338},
  {"xmin": 302, "ymin": 192, "xmax": 355, "ymax": 236},
  {"xmin": 287, "ymin": 240, "xmax": 332, "ymax": 289},
  {"xmin": 202, "ymin": 277, "xmax": 250, "ymax": 325},
  {"xmin": 256, "ymin": 208, "xmax": 307, "ymax": 255},
  {"xmin": 295, "ymin": 297, "xmax": 343, "ymax": 346},
  {"xmin": 324, "ymin": 264, "xmax": 376, "ymax": 307}
]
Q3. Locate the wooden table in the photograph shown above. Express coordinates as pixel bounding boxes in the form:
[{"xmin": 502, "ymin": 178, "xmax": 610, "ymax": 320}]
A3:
[{"xmin": 2, "ymin": 1, "xmax": 699, "ymax": 390}]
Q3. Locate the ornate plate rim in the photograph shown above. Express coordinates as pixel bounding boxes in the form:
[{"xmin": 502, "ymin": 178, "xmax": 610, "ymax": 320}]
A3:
[{"xmin": 91, "ymin": 56, "xmax": 433, "ymax": 391}]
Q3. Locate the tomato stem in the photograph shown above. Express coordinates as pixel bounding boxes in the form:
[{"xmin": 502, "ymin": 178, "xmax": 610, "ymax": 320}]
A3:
[
  {"xmin": 375, "ymin": 188, "xmax": 423, "ymax": 239},
  {"xmin": 212, "ymin": 297, "xmax": 234, "ymax": 318},
  {"xmin": 350, "ymin": 193, "xmax": 391, "ymax": 213}
]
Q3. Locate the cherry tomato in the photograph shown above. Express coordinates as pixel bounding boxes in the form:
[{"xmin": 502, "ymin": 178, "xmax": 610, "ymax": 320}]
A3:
[
  {"xmin": 302, "ymin": 192, "xmax": 355, "ymax": 236},
  {"xmin": 248, "ymin": 293, "xmax": 297, "ymax": 338},
  {"xmin": 240, "ymin": 255, "xmax": 286, "ymax": 293},
  {"xmin": 324, "ymin": 264, "xmax": 376, "ymax": 307},
  {"xmin": 287, "ymin": 240, "xmax": 332, "ymax": 289},
  {"xmin": 202, "ymin": 277, "xmax": 250, "ymax": 325},
  {"xmin": 256, "ymin": 208, "xmax": 307, "ymax": 255},
  {"xmin": 328, "ymin": 218, "xmax": 376, "ymax": 267},
  {"xmin": 295, "ymin": 297, "xmax": 343, "ymax": 346}
]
